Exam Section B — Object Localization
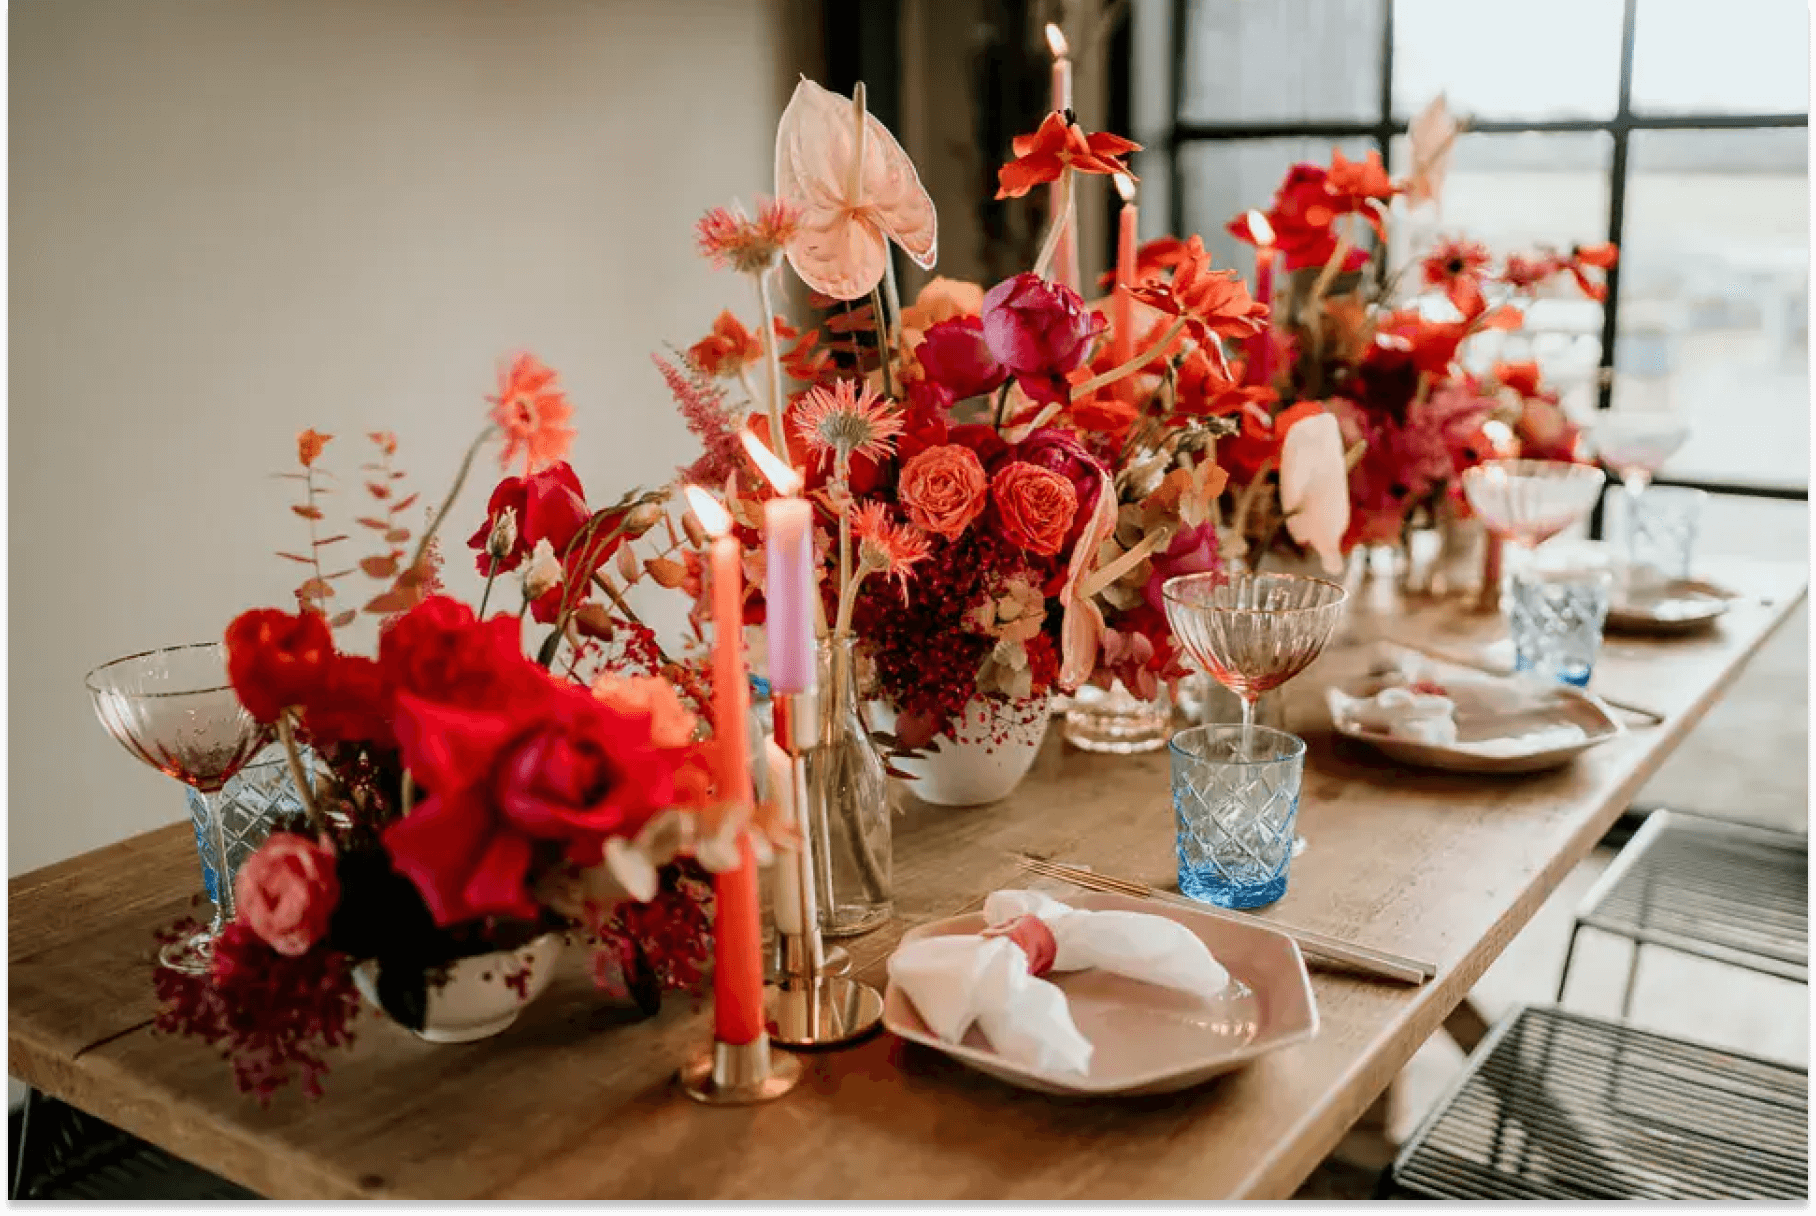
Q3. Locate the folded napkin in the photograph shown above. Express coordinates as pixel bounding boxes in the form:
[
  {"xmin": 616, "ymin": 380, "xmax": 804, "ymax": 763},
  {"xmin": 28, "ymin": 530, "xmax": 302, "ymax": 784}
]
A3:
[
  {"xmin": 1337, "ymin": 644, "xmax": 1591, "ymax": 754},
  {"xmin": 1327, "ymin": 683, "xmax": 1458, "ymax": 745},
  {"xmin": 886, "ymin": 889, "xmax": 1230, "ymax": 1076}
]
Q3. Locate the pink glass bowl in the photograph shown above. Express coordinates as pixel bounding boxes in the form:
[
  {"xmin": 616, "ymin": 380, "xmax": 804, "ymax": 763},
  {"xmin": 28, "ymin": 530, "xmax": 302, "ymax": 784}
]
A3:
[{"xmin": 1461, "ymin": 460, "xmax": 1607, "ymax": 550}]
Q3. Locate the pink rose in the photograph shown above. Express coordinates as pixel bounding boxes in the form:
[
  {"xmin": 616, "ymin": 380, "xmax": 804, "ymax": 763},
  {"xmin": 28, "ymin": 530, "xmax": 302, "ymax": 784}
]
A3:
[
  {"xmin": 234, "ymin": 833, "xmax": 340, "ymax": 956},
  {"xmin": 1144, "ymin": 522, "xmax": 1224, "ymax": 612},
  {"xmin": 990, "ymin": 461, "xmax": 1079, "ymax": 557},
  {"xmin": 916, "ymin": 316, "xmax": 1008, "ymax": 400},
  {"xmin": 981, "ymin": 273, "xmax": 1106, "ymax": 405},
  {"xmin": 898, "ymin": 444, "xmax": 989, "ymax": 541}
]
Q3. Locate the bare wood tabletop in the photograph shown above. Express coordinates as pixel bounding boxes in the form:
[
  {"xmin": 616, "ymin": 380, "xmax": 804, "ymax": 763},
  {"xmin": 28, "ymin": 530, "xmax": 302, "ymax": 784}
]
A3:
[{"xmin": 9, "ymin": 555, "xmax": 1806, "ymax": 1200}]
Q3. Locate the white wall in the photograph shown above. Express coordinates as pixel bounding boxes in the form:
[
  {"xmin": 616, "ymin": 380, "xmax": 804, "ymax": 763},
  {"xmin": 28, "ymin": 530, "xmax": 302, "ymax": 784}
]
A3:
[{"xmin": 10, "ymin": 0, "xmax": 799, "ymax": 873}]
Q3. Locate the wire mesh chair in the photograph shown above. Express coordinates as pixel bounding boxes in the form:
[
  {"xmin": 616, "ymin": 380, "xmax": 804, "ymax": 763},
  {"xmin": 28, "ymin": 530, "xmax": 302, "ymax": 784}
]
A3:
[
  {"xmin": 1556, "ymin": 809, "xmax": 1807, "ymax": 1014},
  {"xmin": 10, "ymin": 1091, "xmax": 257, "ymax": 1201}
]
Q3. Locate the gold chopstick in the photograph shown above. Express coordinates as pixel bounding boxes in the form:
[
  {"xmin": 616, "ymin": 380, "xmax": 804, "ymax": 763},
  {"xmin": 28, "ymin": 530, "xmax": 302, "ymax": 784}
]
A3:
[{"xmin": 1013, "ymin": 854, "xmax": 1435, "ymax": 986}]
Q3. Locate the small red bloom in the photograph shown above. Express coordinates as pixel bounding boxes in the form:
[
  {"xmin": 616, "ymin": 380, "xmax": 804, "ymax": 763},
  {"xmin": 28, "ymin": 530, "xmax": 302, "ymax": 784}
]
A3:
[
  {"xmin": 1228, "ymin": 164, "xmax": 1373, "ymax": 273},
  {"xmin": 235, "ymin": 833, "xmax": 340, "ymax": 957},
  {"xmin": 990, "ymin": 461, "xmax": 1079, "ymax": 557},
  {"xmin": 916, "ymin": 315, "xmax": 1009, "ymax": 400},
  {"xmin": 995, "ymin": 111, "xmax": 1141, "ymax": 199},
  {"xmin": 377, "ymin": 594, "xmax": 535, "ymax": 710},
  {"xmin": 225, "ymin": 608, "xmax": 335, "ymax": 724},
  {"xmin": 982, "ymin": 273, "xmax": 1106, "ymax": 405},
  {"xmin": 1422, "ymin": 237, "xmax": 1493, "ymax": 316}
]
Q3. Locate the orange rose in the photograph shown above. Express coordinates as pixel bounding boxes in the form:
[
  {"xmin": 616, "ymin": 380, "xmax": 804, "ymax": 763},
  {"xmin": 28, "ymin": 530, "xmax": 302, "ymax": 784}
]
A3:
[
  {"xmin": 898, "ymin": 444, "xmax": 988, "ymax": 541},
  {"xmin": 990, "ymin": 461, "xmax": 1078, "ymax": 557}
]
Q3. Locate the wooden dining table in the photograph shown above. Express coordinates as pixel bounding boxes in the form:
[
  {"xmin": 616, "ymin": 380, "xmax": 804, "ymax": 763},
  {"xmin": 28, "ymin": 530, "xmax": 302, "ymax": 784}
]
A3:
[{"xmin": 9, "ymin": 554, "xmax": 1806, "ymax": 1200}]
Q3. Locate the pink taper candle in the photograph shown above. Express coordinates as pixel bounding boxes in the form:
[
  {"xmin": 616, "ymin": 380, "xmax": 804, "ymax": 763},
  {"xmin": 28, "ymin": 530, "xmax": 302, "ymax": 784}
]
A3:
[
  {"xmin": 1247, "ymin": 209, "xmax": 1278, "ymax": 388},
  {"xmin": 740, "ymin": 431, "xmax": 815, "ymax": 696},
  {"xmin": 1111, "ymin": 173, "xmax": 1139, "ymax": 367},
  {"xmin": 681, "ymin": 485, "xmax": 765, "ymax": 1047},
  {"xmin": 1046, "ymin": 23, "xmax": 1079, "ymax": 292}
]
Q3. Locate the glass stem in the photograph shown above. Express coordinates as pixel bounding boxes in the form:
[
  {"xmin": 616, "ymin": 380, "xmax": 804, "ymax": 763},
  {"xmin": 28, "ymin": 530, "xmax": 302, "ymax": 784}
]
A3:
[{"xmin": 201, "ymin": 787, "xmax": 232, "ymax": 933}]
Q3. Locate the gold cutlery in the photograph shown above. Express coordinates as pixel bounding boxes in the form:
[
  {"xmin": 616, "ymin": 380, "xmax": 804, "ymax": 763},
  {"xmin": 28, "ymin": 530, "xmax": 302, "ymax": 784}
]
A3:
[{"xmin": 1013, "ymin": 853, "xmax": 1436, "ymax": 986}]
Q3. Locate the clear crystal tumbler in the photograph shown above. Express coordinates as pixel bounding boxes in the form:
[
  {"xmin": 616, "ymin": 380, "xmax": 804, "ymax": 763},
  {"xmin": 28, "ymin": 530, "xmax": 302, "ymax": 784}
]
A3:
[
  {"xmin": 1507, "ymin": 562, "xmax": 1613, "ymax": 687},
  {"xmin": 1169, "ymin": 724, "xmax": 1305, "ymax": 910}
]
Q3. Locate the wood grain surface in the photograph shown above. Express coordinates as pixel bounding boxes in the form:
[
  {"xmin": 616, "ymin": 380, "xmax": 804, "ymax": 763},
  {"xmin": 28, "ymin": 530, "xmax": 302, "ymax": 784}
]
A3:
[{"xmin": 10, "ymin": 555, "xmax": 1805, "ymax": 1200}]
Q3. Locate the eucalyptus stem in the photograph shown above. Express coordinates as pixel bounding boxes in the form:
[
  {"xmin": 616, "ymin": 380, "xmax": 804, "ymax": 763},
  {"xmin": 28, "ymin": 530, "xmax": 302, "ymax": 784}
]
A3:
[
  {"xmin": 411, "ymin": 425, "xmax": 497, "ymax": 572},
  {"xmin": 1070, "ymin": 316, "xmax": 1190, "ymax": 399}
]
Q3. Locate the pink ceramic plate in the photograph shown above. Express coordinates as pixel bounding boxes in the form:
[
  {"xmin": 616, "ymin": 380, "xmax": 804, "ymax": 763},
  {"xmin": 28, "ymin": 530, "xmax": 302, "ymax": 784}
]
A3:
[{"xmin": 882, "ymin": 891, "xmax": 1319, "ymax": 1095}]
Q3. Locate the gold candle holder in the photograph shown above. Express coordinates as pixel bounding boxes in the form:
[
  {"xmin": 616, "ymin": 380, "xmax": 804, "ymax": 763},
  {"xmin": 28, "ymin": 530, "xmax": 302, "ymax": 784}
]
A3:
[
  {"xmin": 677, "ymin": 1035, "xmax": 801, "ymax": 1105},
  {"xmin": 764, "ymin": 689, "xmax": 883, "ymax": 1049}
]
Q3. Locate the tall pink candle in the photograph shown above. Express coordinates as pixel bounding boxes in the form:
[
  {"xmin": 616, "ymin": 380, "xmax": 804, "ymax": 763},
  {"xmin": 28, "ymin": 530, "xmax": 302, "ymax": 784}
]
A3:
[
  {"xmin": 762, "ymin": 497, "xmax": 815, "ymax": 694},
  {"xmin": 1112, "ymin": 174, "xmax": 1138, "ymax": 367},
  {"xmin": 1046, "ymin": 23, "xmax": 1078, "ymax": 293},
  {"xmin": 1246, "ymin": 210, "xmax": 1278, "ymax": 388}
]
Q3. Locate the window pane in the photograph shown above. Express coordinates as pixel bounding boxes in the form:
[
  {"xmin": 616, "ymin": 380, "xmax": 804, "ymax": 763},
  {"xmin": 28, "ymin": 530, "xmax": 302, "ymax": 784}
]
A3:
[
  {"xmin": 1180, "ymin": 0, "xmax": 1383, "ymax": 124},
  {"xmin": 1615, "ymin": 129, "xmax": 1809, "ymax": 490},
  {"xmin": 1631, "ymin": 0, "xmax": 1810, "ymax": 116},
  {"xmin": 1391, "ymin": 132, "xmax": 1613, "ymax": 409},
  {"xmin": 1392, "ymin": 0, "xmax": 1623, "ymax": 120},
  {"xmin": 1178, "ymin": 137, "xmax": 1379, "ymax": 280}
]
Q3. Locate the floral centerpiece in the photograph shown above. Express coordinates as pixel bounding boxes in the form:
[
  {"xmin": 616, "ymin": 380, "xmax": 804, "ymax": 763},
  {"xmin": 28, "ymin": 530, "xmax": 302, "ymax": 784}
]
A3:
[{"xmin": 156, "ymin": 366, "xmax": 779, "ymax": 1099}]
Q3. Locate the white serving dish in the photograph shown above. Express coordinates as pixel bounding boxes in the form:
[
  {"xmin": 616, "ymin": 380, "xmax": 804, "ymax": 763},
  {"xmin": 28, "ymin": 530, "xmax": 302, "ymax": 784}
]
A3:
[{"xmin": 882, "ymin": 891, "xmax": 1318, "ymax": 1096}]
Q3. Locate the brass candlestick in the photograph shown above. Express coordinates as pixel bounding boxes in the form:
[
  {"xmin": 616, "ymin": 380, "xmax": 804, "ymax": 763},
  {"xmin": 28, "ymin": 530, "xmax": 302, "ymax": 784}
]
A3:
[
  {"xmin": 677, "ymin": 1035, "xmax": 802, "ymax": 1105},
  {"xmin": 764, "ymin": 689, "xmax": 883, "ymax": 1048}
]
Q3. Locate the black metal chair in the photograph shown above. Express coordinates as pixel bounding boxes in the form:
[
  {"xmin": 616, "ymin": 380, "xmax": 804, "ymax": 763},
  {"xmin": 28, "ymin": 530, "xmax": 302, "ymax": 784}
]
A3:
[
  {"xmin": 9, "ymin": 1090, "xmax": 256, "ymax": 1201},
  {"xmin": 1389, "ymin": 810, "xmax": 1809, "ymax": 1200},
  {"xmin": 1556, "ymin": 809, "xmax": 1807, "ymax": 1014}
]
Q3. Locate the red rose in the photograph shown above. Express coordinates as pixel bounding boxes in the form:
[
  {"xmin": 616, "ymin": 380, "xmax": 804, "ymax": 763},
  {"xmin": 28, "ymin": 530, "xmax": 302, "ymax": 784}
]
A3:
[
  {"xmin": 981, "ymin": 273, "xmax": 1106, "ymax": 406},
  {"xmin": 377, "ymin": 595, "xmax": 534, "ymax": 710},
  {"xmin": 383, "ymin": 677, "xmax": 694, "ymax": 926},
  {"xmin": 898, "ymin": 444, "xmax": 989, "ymax": 541},
  {"xmin": 990, "ymin": 461, "xmax": 1079, "ymax": 557},
  {"xmin": 1013, "ymin": 428, "xmax": 1105, "ymax": 544},
  {"xmin": 467, "ymin": 461, "xmax": 590, "ymax": 576},
  {"xmin": 916, "ymin": 315, "xmax": 1008, "ymax": 400},
  {"xmin": 224, "ymin": 608, "xmax": 335, "ymax": 723},
  {"xmin": 234, "ymin": 832, "xmax": 340, "ymax": 956},
  {"xmin": 299, "ymin": 653, "xmax": 394, "ymax": 748}
]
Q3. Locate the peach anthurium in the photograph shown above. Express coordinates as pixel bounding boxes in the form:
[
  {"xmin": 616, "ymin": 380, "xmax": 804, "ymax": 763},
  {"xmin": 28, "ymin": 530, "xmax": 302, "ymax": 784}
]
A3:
[
  {"xmin": 774, "ymin": 77, "xmax": 937, "ymax": 301},
  {"xmin": 1059, "ymin": 468, "xmax": 1119, "ymax": 689},
  {"xmin": 1277, "ymin": 408, "xmax": 1351, "ymax": 575}
]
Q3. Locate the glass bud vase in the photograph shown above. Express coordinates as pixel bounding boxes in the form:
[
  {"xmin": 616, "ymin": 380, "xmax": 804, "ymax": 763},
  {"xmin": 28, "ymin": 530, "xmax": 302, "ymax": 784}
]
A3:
[
  {"xmin": 805, "ymin": 637, "xmax": 894, "ymax": 938},
  {"xmin": 1063, "ymin": 679, "xmax": 1172, "ymax": 753}
]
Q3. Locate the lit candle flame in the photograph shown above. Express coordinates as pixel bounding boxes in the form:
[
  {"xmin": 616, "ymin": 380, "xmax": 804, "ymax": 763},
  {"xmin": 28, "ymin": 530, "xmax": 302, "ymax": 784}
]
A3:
[
  {"xmin": 681, "ymin": 484, "xmax": 733, "ymax": 538},
  {"xmin": 1247, "ymin": 209, "xmax": 1276, "ymax": 247},
  {"xmin": 1045, "ymin": 22, "xmax": 1069, "ymax": 59},
  {"xmin": 1113, "ymin": 172, "xmax": 1137, "ymax": 204},
  {"xmin": 738, "ymin": 429, "xmax": 804, "ymax": 496}
]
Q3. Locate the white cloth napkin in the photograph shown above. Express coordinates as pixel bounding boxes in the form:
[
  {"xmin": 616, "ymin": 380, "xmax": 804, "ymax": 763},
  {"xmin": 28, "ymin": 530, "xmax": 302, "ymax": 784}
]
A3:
[
  {"xmin": 886, "ymin": 889, "xmax": 1230, "ymax": 1077},
  {"xmin": 1327, "ymin": 683, "xmax": 1459, "ymax": 745}
]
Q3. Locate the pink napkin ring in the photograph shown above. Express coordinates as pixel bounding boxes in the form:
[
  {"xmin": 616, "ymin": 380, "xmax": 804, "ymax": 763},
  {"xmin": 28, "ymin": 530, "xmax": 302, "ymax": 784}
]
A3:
[{"xmin": 981, "ymin": 914, "xmax": 1057, "ymax": 976}]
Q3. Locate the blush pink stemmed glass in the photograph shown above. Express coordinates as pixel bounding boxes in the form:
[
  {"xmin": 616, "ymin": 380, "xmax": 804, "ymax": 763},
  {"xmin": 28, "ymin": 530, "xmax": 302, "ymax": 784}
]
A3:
[
  {"xmin": 85, "ymin": 642, "xmax": 272, "ymax": 973},
  {"xmin": 1162, "ymin": 572, "xmax": 1349, "ymax": 733}
]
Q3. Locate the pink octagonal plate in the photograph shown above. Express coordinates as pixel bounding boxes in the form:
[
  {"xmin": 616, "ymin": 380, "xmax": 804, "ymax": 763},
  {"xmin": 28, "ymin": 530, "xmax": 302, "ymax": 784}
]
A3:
[{"xmin": 882, "ymin": 891, "xmax": 1319, "ymax": 1095}]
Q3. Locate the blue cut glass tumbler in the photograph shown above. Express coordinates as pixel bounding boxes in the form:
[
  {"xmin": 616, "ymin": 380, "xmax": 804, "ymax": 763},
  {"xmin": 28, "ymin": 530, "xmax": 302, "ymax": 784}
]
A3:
[{"xmin": 1170, "ymin": 724, "xmax": 1305, "ymax": 910}]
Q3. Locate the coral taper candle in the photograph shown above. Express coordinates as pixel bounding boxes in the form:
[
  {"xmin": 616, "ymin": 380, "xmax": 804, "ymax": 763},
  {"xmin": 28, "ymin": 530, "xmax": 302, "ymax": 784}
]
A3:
[
  {"xmin": 682, "ymin": 485, "xmax": 765, "ymax": 1047},
  {"xmin": 1112, "ymin": 173, "xmax": 1139, "ymax": 367},
  {"xmin": 1246, "ymin": 210, "xmax": 1278, "ymax": 388}
]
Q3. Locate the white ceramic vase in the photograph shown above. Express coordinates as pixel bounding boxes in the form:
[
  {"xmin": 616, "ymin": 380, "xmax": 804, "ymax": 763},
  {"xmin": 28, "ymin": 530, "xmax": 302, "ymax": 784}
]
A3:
[
  {"xmin": 354, "ymin": 932, "xmax": 565, "ymax": 1043},
  {"xmin": 881, "ymin": 694, "xmax": 1051, "ymax": 807}
]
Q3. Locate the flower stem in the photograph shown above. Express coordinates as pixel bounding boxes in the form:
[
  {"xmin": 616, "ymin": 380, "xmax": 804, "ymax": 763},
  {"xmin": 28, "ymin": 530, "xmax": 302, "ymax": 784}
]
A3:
[
  {"xmin": 754, "ymin": 270, "xmax": 787, "ymax": 449},
  {"xmin": 1033, "ymin": 169, "xmax": 1072, "ymax": 281},
  {"xmin": 276, "ymin": 711, "xmax": 328, "ymax": 836},
  {"xmin": 477, "ymin": 563, "xmax": 499, "ymax": 618},
  {"xmin": 1070, "ymin": 315, "xmax": 1189, "ymax": 400},
  {"xmin": 992, "ymin": 381, "xmax": 1013, "ymax": 429},
  {"xmin": 411, "ymin": 425, "xmax": 497, "ymax": 572},
  {"xmin": 869, "ymin": 285, "xmax": 896, "ymax": 400}
]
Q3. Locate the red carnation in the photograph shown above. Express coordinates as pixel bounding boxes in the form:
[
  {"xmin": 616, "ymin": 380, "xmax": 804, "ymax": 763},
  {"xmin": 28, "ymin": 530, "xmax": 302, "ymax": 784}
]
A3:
[{"xmin": 224, "ymin": 608, "xmax": 335, "ymax": 724}]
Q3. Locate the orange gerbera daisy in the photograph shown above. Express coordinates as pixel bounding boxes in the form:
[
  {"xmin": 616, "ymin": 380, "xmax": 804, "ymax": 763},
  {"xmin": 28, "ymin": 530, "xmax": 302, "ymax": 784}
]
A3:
[
  {"xmin": 488, "ymin": 354, "xmax": 574, "ymax": 476},
  {"xmin": 995, "ymin": 111, "xmax": 1141, "ymax": 200},
  {"xmin": 851, "ymin": 500, "xmax": 930, "ymax": 598},
  {"xmin": 695, "ymin": 196, "xmax": 801, "ymax": 276},
  {"xmin": 791, "ymin": 378, "xmax": 904, "ymax": 470},
  {"xmin": 1126, "ymin": 236, "xmax": 1269, "ymax": 346}
]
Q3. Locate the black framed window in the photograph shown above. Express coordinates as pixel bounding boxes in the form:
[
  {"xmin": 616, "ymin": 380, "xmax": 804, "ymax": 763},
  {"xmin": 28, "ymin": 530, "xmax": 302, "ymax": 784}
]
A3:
[{"xmin": 1136, "ymin": 0, "xmax": 1809, "ymax": 503}]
